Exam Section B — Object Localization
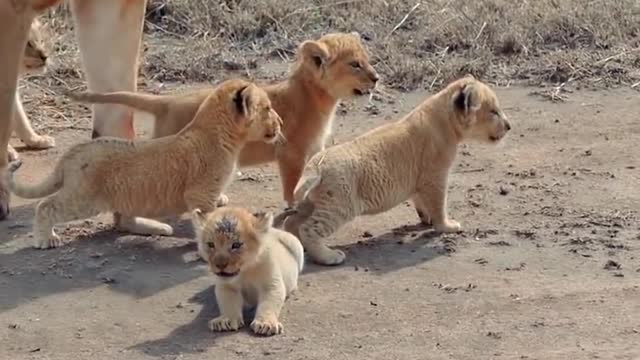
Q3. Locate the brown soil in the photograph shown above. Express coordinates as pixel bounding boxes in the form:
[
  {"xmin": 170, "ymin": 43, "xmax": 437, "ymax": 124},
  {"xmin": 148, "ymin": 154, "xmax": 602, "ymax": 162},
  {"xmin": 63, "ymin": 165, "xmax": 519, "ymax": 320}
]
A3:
[{"xmin": 2, "ymin": 83, "xmax": 639, "ymax": 359}]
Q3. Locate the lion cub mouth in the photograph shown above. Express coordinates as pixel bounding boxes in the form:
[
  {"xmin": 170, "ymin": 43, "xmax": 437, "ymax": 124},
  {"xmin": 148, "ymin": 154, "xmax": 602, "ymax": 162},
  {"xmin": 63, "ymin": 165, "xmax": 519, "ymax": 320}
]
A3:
[
  {"xmin": 215, "ymin": 271, "xmax": 239, "ymax": 278},
  {"xmin": 353, "ymin": 88, "xmax": 371, "ymax": 96}
]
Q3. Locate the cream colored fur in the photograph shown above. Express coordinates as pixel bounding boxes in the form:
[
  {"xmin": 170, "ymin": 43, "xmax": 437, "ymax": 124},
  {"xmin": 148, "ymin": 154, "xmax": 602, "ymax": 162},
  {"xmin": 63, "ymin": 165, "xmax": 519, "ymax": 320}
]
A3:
[
  {"xmin": 193, "ymin": 206, "xmax": 303, "ymax": 336},
  {"xmin": 0, "ymin": 0, "xmax": 147, "ymax": 221},
  {"xmin": 66, "ymin": 32, "xmax": 380, "ymax": 206},
  {"xmin": 5, "ymin": 79, "xmax": 283, "ymax": 249},
  {"xmin": 7, "ymin": 18, "xmax": 55, "ymax": 163},
  {"xmin": 275, "ymin": 75, "xmax": 512, "ymax": 265}
]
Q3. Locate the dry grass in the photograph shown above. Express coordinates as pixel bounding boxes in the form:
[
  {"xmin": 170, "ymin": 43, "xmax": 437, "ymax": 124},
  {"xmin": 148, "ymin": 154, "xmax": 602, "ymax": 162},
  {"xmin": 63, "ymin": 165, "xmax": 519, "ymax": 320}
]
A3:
[{"xmin": 24, "ymin": 0, "xmax": 640, "ymax": 105}]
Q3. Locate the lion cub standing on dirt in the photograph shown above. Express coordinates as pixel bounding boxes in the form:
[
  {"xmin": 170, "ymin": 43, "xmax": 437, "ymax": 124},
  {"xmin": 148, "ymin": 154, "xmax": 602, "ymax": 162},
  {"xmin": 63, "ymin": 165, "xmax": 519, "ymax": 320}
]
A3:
[
  {"xmin": 193, "ymin": 206, "xmax": 304, "ymax": 336},
  {"xmin": 276, "ymin": 75, "xmax": 512, "ymax": 265},
  {"xmin": 8, "ymin": 18, "xmax": 56, "ymax": 162},
  {"xmin": 67, "ymin": 32, "xmax": 379, "ymax": 206},
  {"xmin": 5, "ymin": 79, "xmax": 283, "ymax": 249}
]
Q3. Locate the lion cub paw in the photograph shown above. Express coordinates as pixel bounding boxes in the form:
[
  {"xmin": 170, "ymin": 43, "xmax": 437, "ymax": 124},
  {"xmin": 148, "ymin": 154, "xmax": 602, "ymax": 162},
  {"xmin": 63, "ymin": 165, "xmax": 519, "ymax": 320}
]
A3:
[
  {"xmin": 435, "ymin": 219, "xmax": 461, "ymax": 233},
  {"xmin": 35, "ymin": 234, "xmax": 64, "ymax": 249},
  {"xmin": 216, "ymin": 194, "xmax": 229, "ymax": 207},
  {"xmin": 7, "ymin": 146, "xmax": 19, "ymax": 162},
  {"xmin": 208, "ymin": 316, "xmax": 244, "ymax": 332},
  {"xmin": 251, "ymin": 317, "xmax": 283, "ymax": 336},
  {"xmin": 24, "ymin": 135, "xmax": 55, "ymax": 149},
  {"xmin": 310, "ymin": 246, "xmax": 346, "ymax": 266}
]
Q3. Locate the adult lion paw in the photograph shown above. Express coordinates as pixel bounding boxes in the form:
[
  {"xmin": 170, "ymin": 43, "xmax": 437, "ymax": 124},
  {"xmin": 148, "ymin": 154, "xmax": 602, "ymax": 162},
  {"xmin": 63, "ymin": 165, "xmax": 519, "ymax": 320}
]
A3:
[{"xmin": 24, "ymin": 135, "xmax": 55, "ymax": 149}]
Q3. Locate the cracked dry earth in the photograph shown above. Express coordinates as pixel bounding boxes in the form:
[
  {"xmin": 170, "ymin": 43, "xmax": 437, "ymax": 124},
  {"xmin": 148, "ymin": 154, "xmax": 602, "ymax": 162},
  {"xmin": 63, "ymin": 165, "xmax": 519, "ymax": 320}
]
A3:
[{"xmin": 1, "ymin": 85, "xmax": 639, "ymax": 360}]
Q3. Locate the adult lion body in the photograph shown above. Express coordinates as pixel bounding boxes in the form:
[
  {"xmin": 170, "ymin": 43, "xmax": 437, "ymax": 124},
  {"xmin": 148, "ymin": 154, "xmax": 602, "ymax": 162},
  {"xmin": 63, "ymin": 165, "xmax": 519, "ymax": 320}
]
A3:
[
  {"xmin": 0, "ymin": 0, "xmax": 147, "ymax": 220},
  {"xmin": 67, "ymin": 32, "xmax": 380, "ymax": 206},
  {"xmin": 276, "ymin": 76, "xmax": 512, "ymax": 265},
  {"xmin": 6, "ymin": 79, "xmax": 283, "ymax": 249}
]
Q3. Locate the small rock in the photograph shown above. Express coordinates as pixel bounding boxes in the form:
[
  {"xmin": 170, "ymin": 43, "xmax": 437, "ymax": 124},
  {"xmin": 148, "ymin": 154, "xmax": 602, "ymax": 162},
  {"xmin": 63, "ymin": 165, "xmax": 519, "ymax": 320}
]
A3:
[
  {"xmin": 362, "ymin": 231, "xmax": 373, "ymax": 238},
  {"xmin": 499, "ymin": 186, "xmax": 510, "ymax": 195},
  {"xmin": 369, "ymin": 301, "xmax": 378, "ymax": 307},
  {"xmin": 604, "ymin": 260, "xmax": 621, "ymax": 271},
  {"xmin": 101, "ymin": 277, "xmax": 117, "ymax": 284},
  {"xmin": 8, "ymin": 323, "xmax": 18, "ymax": 329}
]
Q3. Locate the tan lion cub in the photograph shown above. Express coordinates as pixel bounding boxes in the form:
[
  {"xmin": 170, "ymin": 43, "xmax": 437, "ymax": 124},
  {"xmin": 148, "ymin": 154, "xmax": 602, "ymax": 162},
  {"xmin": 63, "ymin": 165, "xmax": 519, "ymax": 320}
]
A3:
[
  {"xmin": 8, "ymin": 18, "xmax": 55, "ymax": 162},
  {"xmin": 66, "ymin": 32, "xmax": 379, "ymax": 206},
  {"xmin": 193, "ymin": 206, "xmax": 304, "ymax": 336},
  {"xmin": 275, "ymin": 75, "xmax": 512, "ymax": 265},
  {"xmin": 5, "ymin": 79, "xmax": 283, "ymax": 249}
]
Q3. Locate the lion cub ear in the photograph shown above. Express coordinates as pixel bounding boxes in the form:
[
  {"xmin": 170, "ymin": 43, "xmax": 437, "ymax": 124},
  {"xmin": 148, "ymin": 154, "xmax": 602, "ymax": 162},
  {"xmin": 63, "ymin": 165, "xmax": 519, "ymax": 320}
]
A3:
[
  {"xmin": 233, "ymin": 84, "xmax": 257, "ymax": 119},
  {"xmin": 452, "ymin": 83, "xmax": 481, "ymax": 118},
  {"xmin": 252, "ymin": 211, "xmax": 274, "ymax": 235},
  {"xmin": 191, "ymin": 208, "xmax": 207, "ymax": 230},
  {"xmin": 300, "ymin": 40, "xmax": 330, "ymax": 68}
]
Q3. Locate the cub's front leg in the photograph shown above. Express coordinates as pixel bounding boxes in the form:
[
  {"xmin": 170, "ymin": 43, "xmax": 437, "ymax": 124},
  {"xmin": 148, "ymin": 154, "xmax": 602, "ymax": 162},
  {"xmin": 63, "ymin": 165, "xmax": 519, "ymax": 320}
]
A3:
[
  {"xmin": 415, "ymin": 175, "xmax": 461, "ymax": 233},
  {"xmin": 251, "ymin": 280, "xmax": 286, "ymax": 336},
  {"xmin": 209, "ymin": 284, "xmax": 245, "ymax": 332}
]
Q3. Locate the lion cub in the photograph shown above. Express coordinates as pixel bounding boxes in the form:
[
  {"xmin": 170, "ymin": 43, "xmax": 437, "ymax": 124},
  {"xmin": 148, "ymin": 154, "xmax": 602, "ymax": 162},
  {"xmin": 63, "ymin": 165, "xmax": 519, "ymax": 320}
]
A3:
[
  {"xmin": 67, "ymin": 32, "xmax": 379, "ymax": 206},
  {"xmin": 194, "ymin": 206, "xmax": 304, "ymax": 336},
  {"xmin": 8, "ymin": 18, "xmax": 55, "ymax": 162},
  {"xmin": 275, "ymin": 75, "xmax": 512, "ymax": 265},
  {"xmin": 5, "ymin": 79, "xmax": 283, "ymax": 249}
]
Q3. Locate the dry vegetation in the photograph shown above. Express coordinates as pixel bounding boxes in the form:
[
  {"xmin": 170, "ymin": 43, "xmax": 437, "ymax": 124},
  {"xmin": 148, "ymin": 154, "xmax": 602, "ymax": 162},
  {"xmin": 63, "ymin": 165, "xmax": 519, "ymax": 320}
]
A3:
[{"xmin": 19, "ymin": 0, "xmax": 640, "ymax": 130}]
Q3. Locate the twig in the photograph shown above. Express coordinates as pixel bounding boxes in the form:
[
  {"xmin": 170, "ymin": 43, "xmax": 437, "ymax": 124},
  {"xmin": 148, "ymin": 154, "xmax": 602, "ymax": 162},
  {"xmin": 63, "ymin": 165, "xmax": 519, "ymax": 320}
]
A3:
[
  {"xmin": 473, "ymin": 22, "xmax": 487, "ymax": 42},
  {"xmin": 454, "ymin": 168, "xmax": 485, "ymax": 174},
  {"xmin": 385, "ymin": 2, "xmax": 421, "ymax": 40},
  {"xmin": 594, "ymin": 48, "xmax": 640, "ymax": 66},
  {"xmin": 281, "ymin": 0, "xmax": 367, "ymax": 21},
  {"xmin": 631, "ymin": 81, "xmax": 640, "ymax": 89}
]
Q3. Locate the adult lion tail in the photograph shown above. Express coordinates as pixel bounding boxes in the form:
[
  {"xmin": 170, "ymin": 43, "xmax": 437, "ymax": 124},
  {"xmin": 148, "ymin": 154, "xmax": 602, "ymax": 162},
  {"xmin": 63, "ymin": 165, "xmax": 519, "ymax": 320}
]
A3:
[{"xmin": 66, "ymin": 90, "xmax": 168, "ymax": 119}]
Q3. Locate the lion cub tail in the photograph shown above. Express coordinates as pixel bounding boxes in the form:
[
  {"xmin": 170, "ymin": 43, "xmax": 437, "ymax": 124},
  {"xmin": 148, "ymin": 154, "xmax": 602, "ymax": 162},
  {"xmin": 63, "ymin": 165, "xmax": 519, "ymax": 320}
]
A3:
[
  {"xmin": 5, "ymin": 159, "xmax": 63, "ymax": 199},
  {"xmin": 66, "ymin": 91, "xmax": 168, "ymax": 119}
]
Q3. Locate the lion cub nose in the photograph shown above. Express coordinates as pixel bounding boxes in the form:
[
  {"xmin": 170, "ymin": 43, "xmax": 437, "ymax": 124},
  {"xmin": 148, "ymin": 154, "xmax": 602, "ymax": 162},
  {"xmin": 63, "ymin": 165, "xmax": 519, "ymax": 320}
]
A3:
[
  {"xmin": 213, "ymin": 255, "xmax": 228, "ymax": 269},
  {"xmin": 370, "ymin": 73, "xmax": 380, "ymax": 83},
  {"xmin": 504, "ymin": 120, "xmax": 512, "ymax": 131}
]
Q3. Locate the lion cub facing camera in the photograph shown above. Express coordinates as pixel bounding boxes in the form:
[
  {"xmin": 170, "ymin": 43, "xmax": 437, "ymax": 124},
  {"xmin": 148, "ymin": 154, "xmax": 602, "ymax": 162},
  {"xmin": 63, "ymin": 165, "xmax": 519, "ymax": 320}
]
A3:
[
  {"xmin": 276, "ymin": 75, "xmax": 512, "ymax": 265},
  {"xmin": 193, "ymin": 206, "xmax": 304, "ymax": 336},
  {"xmin": 5, "ymin": 79, "xmax": 283, "ymax": 249}
]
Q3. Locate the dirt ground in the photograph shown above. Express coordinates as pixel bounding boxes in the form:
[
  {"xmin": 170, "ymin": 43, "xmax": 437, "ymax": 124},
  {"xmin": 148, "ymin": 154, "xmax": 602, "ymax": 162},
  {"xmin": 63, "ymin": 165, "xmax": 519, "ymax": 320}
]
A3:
[{"xmin": 1, "ymin": 78, "xmax": 639, "ymax": 359}]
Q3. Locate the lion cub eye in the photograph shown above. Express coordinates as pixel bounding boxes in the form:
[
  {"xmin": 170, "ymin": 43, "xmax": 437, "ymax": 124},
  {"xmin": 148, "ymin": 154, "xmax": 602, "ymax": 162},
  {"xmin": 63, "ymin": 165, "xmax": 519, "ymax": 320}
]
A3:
[
  {"xmin": 350, "ymin": 61, "xmax": 361, "ymax": 69},
  {"xmin": 207, "ymin": 242, "xmax": 215, "ymax": 249},
  {"xmin": 491, "ymin": 110, "xmax": 500, "ymax": 116},
  {"xmin": 231, "ymin": 242, "xmax": 243, "ymax": 250}
]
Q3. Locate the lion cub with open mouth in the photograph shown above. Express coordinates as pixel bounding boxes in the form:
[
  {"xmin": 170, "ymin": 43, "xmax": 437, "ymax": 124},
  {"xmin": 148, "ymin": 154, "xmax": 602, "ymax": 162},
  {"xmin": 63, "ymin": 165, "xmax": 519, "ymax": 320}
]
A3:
[
  {"xmin": 276, "ymin": 75, "xmax": 512, "ymax": 265},
  {"xmin": 194, "ymin": 206, "xmax": 304, "ymax": 336},
  {"xmin": 5, "ymin": 79, "xmax": 283, "ymax": 249}
]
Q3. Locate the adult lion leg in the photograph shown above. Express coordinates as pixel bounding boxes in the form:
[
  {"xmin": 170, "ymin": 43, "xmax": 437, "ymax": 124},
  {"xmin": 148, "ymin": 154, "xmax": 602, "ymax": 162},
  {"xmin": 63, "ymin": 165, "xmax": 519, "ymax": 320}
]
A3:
[
  {"xmin": 70, "ymin": 0, "xmax": 146, "ymax": 139},
  {"xmin": 71, "ymin": 0, "xmax": 150, "ymax": 230},
  {"xmin": 0, "ymin": 1, "xmax": 37, "ymax": 220},
  {"xmin": 13, "ymin": 91, "xmax": 55, "ymax": 149}
]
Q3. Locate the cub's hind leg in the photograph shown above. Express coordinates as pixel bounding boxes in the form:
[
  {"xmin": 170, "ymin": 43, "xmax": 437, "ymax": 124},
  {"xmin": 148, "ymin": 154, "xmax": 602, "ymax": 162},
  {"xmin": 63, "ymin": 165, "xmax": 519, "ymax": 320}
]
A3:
[
  {"xmin": 284, "ymin": 191, "xmax": 354, "ymax": 266},
  {"xmin": 33, "ymin": 193, "xmax": 100, "ymax": 249},
  {"xmin": 411, "ymin": 195, "xmax": 432, "ymax": 226},
  {"xmin": 114, "ymin": 214, "xmax": 173, "ymax": 236}
]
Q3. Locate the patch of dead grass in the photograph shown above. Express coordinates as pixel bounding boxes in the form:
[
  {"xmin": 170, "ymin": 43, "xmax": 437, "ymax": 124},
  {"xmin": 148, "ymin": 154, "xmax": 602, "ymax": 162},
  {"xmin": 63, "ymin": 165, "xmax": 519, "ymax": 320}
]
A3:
[{"xmin": 33, "ymin": 0, "xmax": 640, "ymax": 95}]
